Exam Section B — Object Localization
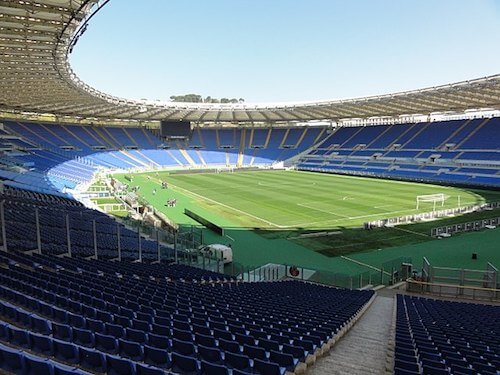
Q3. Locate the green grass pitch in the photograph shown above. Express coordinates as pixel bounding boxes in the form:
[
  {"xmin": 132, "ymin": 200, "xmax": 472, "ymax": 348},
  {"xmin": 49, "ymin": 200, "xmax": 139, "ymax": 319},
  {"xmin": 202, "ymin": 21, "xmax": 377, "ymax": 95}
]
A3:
[
  {"xmin": 113, "ymin": 170, "xmax": 500, "ymax": 274},
  {"xmin": 129, "ymin": 170, "xmax": 496, "ymax": 228}
]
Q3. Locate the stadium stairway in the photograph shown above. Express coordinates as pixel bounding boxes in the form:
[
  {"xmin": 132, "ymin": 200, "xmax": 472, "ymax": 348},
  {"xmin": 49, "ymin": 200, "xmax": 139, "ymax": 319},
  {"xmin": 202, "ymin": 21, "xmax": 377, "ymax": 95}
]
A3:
[{"xmin": 308, "ymin": 295, "xmax": 394, "ymax": 375}]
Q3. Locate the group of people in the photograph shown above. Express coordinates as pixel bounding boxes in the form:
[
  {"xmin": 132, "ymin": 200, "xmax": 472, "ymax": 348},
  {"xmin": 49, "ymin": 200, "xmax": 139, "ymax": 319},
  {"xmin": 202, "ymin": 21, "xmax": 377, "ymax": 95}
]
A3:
[
  {"xmin": 126, "ymin": 176, "xmax": 177, "ymax": 207},
  {"xmin": 166, "ymin": 198, "xmax": 177, "ymax": 207}
]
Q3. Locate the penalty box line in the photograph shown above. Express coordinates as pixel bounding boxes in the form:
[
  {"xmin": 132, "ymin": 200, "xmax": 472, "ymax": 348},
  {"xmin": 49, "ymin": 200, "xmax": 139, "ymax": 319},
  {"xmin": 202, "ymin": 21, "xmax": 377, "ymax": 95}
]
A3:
[{"xmin": 296, "ymin": 202, "xmax": 350, "ymax": 218}]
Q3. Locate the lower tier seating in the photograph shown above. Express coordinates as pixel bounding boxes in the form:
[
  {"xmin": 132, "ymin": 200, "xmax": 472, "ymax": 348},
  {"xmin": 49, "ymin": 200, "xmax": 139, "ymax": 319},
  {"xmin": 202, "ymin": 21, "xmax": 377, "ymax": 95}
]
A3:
[{"xmin": 395, "ymin": 294, "xmax": 500, "ymax": 375}]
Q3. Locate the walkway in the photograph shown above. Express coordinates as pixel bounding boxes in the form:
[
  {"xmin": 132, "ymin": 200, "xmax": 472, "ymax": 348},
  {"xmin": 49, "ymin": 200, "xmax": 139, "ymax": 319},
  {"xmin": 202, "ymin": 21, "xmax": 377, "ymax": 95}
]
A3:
[{"xmin": 308, "ymin": 294, "xmax": 394, "ymax": 375}]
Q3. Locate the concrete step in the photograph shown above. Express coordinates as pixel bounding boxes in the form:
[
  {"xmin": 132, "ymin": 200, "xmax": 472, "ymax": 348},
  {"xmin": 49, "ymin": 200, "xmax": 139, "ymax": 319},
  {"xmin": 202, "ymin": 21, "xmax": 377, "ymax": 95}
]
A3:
[{"xmin": 308, "ymin": 295, "xmax": 394, "ymax": 375}]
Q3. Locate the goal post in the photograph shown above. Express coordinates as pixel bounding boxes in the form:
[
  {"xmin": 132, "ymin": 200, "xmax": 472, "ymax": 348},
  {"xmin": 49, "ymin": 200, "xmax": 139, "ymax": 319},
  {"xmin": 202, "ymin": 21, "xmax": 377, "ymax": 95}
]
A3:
[{"xmin": 416, "ymin": 193, "xmax": 449, "ymax": 211}]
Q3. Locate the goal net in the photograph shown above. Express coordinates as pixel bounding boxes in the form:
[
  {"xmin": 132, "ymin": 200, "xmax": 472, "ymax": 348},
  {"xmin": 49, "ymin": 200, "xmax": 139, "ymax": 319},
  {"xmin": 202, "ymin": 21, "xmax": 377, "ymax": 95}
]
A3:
[{"xmin": 416, "ymin": 193, "xmax": 449, "ymax": 210}]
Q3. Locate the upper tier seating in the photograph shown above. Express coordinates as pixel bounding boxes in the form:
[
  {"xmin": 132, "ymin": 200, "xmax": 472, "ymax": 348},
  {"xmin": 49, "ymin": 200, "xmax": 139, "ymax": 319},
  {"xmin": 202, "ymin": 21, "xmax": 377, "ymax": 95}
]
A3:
[{"xmin": 298, "ymin": 118, "xmax": 500, "ymax": 187}]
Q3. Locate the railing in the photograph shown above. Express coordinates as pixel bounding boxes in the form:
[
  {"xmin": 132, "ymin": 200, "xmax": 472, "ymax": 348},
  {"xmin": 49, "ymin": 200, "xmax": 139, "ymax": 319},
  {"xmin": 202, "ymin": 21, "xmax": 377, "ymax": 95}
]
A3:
[
  {"xmin": 177, "ymin": 256, "xmax": 413, "ymax": 290},
  {"xmin": 421, "ymin": 256, "xmax": 498, "ymax": 289},
  {"xmin": 406, "ymin": 279, "xmax": 500, "ymax": 302},
  {"xmin": 366, "ymin": 201, "xmax": 500, "ymax": 229},
  {"xmin": 431, "ymin": 216, "xmax": 500, "ymax": 237}
]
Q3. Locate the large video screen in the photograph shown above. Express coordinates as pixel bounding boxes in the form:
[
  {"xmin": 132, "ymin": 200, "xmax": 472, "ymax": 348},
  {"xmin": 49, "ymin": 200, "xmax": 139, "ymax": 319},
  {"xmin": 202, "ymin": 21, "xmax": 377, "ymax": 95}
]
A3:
[{"xmin": 160, "ymin": 120, "xmax": 191, "ymax": 138}]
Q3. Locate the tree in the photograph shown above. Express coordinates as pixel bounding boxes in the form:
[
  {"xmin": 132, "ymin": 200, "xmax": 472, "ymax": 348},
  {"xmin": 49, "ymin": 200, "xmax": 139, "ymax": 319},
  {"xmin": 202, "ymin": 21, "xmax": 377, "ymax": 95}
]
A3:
[{"xmin": 170, "ymin": 94, "xmax": 244, "ymax": 103}]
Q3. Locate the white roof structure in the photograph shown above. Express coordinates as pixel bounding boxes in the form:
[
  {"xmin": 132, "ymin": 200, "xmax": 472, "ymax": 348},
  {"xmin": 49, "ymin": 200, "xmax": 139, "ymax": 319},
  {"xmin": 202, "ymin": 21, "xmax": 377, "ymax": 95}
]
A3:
[{"xmin": 1, "ymin": 0, "xmax": 500, "ymax": 124}]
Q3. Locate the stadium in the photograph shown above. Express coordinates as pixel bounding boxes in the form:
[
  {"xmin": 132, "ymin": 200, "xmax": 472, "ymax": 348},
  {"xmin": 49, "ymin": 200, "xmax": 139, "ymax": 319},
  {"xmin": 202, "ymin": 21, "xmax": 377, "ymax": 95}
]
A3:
[{"xmin": 0, "ymin": 1, "xmax": 499, "ymax": 374}]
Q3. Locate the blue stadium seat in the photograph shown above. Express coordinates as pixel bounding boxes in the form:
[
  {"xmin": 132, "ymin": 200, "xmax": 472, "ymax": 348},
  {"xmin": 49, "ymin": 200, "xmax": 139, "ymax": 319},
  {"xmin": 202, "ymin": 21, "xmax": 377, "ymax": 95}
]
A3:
[
  {"xmin": 234, "ymin": 333, "xmax": 255, "ymax": 347},
  {"xmin": 119, "ymin": 338, "xmax": 144, "ymax": 361},
  {"xmin": 394, "ymin": 367, "xmax": 421, "ymax": 375},
  {"xmin": 136, "ymin": 363, "xmax": 167, "ymax": 375},
  {"xmin": 31, "ymin": 315, "xmax": 51, "ymax": 335},
  {"xmin": 243, "ymin": 344, "xmax": 267, "ymax": 360},
  {"xmin": 219, "ymin": 338, "xmax": 241, "ymax": 354},
  {"xmin": 147, "ymin": 333, "xmax": 170, "ymax": 349},
  {"xmin": 152, "ymin": 323, "xmax": 171, "ymax": 337},
  {"xmin": 172, "ymin": 319, "xmax": 190, "ymax": 332},
  {"xmin": 0, "ymin": 321, "xmax": 9, "ymax": 340},
  {"xmin": 15, "ymin": 310, "xmax": 32, "ymax": 328},
  {"xmin": 195, "ymin": 333, "xmax": 217, "ymax": 348},
  {"xmin": 232, "ymin": 370, "xmax": 253, "ymax": 375},
  {"xmin": 24, "ymin": 355, "xmax": 55, "ymax": 375},
  {"xmin": 172, "ymin": 338, "xmax": 196, "ymax": 356},
  {"xmin": 193, "ymin": 323, "xmax": 212, "ymax": 336},
  {"xmin": 30, "ymin": 332, "xmax": 54, "ymax": 355},
  {"xmin": 79, "ymin": 347, "xmax": 107, "ymax": 373},
  {"xmin": 52, "ymin": 308, "xmax": 69, "ymax": 324},
  {"xmin": 53, "ymin": 339, "xmax": 80, "ymax": 364},
  {"xmin": 95, "ymin": 333, "xmax": 119, "ymax": 354},
  {"xmin": 198, "ymin": 344, "xmax": 223, "ymax": 364},
  {"xmin": 87, "ymin": 318, "xmax": 106, "ymax": 334},
  {"xmin": 68, "ymin": 313, "xmax": 86, "ymax": 329},
  {"xmin": 213, "ymin": 328, "xmax": 233, "ymax": 342},
  {"xmin": 449, "ymin": 365, "xmax": 475, "ymax": 375},
  {"xmin": 52, "ymin": 322, "xmax": 72, "ymax": 341},
  {"xmin": 269, "ymin": 350, "xmax": 297, "ymax": 372},
  {"xmin": 171, "ymin": 352, "xmax": 199, "ymax": 375},
  {"xmin": 172, "ymin": 328, "xmax": 194, "ymax": 342},
  {"xmin": 253, "ymin": 358, "xmax": 283, "ymax": 375},
  {"xmin": 143, "ymin": 345, "xmax": 170, "ymax": 369},
  {"xmin": 131, "ymin": 319, "xmax": 151, "ymax": 332},
  {"xmin": 421, "ymin": 365, "xmax": 449, "ymax": 375},
  {"xmin": 73, "ymin": 328, "xmax": 95, "ymax": 347},
  {"xmin": 223, "ymin": 351, "xmax": 251, "ymax": 372},
  {"xmin": 106, "ymin": 354, "xmax": 136, "ymax": 375},
  {"xmin": 258, "ymin": 338, "xmax": 280, "ymax": 352},
  {"xmin": 0, "ymin": 344, "xmax": 24, "ymax": 373},
  {"xmin": 9, "ymin": 326, "xmax": 31, "ymax": 348},
  {"xmin": 200, "ymin": 360, "xmax": 229, "ymax": 375},
  {"xmin": 52, "ymin": 361, "xmax": 91, "ymax": 375},
  {"xmin": 293, "ymin": 339, "xmax": 316, "ymax": 353},
  {"xmin": 107, "ymin": 323, "xmax": 126, "ymax": 339}
]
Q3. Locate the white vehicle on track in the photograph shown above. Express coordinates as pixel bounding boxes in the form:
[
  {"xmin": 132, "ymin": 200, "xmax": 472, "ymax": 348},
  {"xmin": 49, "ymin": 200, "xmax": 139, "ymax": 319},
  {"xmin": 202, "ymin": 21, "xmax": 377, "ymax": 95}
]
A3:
[{"xmin": 199, "ymin": 244, "xmax": 233, "ymax": 264}]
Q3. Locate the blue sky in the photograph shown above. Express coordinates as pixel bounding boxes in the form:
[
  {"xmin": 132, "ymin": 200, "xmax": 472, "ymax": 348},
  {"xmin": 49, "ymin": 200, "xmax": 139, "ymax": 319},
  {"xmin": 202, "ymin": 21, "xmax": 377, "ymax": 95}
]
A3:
[{"xmin": 70, "ymin": 0, "xmax": 500, "ymax": 103}]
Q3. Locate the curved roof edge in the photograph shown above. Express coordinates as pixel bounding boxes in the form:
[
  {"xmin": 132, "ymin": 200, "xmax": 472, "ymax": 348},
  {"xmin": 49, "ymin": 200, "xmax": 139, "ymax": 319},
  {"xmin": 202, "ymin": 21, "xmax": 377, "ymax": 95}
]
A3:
[{"xmin": 0, "ymin": 1, "xmax": 499, "ymax": 123}]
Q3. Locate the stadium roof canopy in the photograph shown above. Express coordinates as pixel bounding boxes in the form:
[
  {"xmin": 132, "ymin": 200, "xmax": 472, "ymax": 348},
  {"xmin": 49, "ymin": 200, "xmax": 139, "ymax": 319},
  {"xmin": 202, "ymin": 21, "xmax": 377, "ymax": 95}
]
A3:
[{"xmin": 1, "ymin": 0, "xmax": 500, "ymax": 124}]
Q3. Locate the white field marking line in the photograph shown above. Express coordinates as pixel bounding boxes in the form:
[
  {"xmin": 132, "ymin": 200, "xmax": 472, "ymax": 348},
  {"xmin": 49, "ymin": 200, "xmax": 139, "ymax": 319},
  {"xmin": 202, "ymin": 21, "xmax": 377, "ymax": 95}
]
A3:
[
  {"xmin": 296, "ymin": 203, "xmax": 350, "ymax": 218},
  {"xmin": 390, "ymin": 226, "xmax": 430, "ymax": 238},
  {"xmin": 341, "ymin": 256, "xmax": 392, "ymax": 276},
  {"xmin": 257, "ymin": 181, "xmax": 316, "ymax": 187},
  {"xmin": 165, "ymin": 181, "xmax": 286, "ymax": 228},
  {"xmin": 225, "ymin": 235, "xmax": 235, "ymax": 241},
  {"xmin": 293, "ymin": 169, "xmax": 436, "ymax": 187},
  {"xmin": 374, "ymin": 204, "xmax": 395, "ymax": 209}
]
